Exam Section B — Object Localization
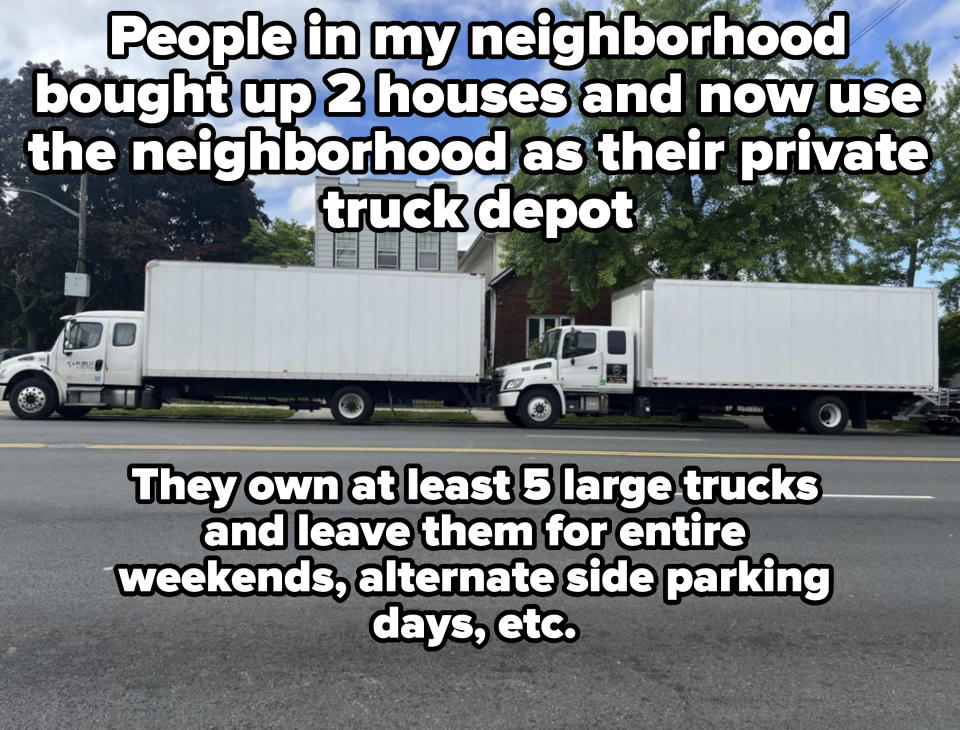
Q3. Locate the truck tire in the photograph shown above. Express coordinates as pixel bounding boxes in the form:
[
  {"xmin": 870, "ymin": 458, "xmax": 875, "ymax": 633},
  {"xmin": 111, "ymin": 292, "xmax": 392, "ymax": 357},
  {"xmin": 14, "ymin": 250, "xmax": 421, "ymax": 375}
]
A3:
[
  {"xmin": 56, "ymin": 406, "xmax": 91, "ymax": 420},
  {"xmin": 802, "ymin": 395, "xmax": 849, "ymax": 435},
  {"xmin": 330, "ymin": 386, "xmax": 374, "ymax": 425},
  {"xmin": 503, "ymin": 407, "xmax": 523, "ymax": 427},
  {"xmin": 9, "ymin": 377, "xmax": 58, "ymax": 420},
  {"xmin": 762, "ymin": 407, "xmax": 802, "ymax": 433},
  {"xmin": 517, "ymin": 388, "xmax": 560, "ymax": 428}
]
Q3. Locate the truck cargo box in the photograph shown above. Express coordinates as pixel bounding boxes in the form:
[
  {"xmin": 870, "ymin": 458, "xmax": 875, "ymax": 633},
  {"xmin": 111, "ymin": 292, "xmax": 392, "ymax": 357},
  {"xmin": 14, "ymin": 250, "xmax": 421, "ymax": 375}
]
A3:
[
  {"xmin": 611, "ymin": 279, "xmax": 938, "ymax": 392},
  {"xmin": 143, "ymin": 261, "xmax": 484, "ymax": 382}
]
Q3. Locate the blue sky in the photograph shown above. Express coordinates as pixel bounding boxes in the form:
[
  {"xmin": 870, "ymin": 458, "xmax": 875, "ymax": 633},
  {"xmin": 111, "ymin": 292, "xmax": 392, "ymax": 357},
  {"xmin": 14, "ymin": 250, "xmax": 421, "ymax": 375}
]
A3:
[{"xmin": 1, "ymin": 0, "xmax": 957, "ymax": 264}]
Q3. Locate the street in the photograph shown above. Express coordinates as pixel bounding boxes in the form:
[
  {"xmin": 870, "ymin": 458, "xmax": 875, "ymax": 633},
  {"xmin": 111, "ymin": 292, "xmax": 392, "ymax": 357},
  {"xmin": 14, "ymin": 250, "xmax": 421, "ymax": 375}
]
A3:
[{"xmin": 1, "ymin": 414, "xmax": 958, "ymax": 728}]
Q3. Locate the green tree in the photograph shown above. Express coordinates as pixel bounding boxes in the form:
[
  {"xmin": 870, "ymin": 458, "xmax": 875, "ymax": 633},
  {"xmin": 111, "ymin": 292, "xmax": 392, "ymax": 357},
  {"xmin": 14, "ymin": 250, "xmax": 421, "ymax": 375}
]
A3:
[
  {"xmin": 759, "ymin": 0, "xmax": 878, "ymax": 284},
  {"xmin": 853, "ymin": 42, "xmax": 960, "ymax": 288},
  {"xmin": 940, "ymin": 311, "xmax": 960, "ymax": 384},
  {"xmin": 499, "ymin": 0, "xmax": 911, "ymax": 306},
  {"xmin": 0, "ymin": 62, "xmax": 266, "ymax": 349},
  {"xmin": 244, "ymin": 218, "xmax": 315, "ymax": 266}
]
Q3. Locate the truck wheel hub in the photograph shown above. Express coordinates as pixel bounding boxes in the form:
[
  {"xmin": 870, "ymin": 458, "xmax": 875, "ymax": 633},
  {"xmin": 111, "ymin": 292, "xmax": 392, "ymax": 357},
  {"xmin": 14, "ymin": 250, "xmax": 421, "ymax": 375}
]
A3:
[
  {"xmin": 528, "ymin": 397, "xmax": 552, "ymax": 421},
  {"xmin": 17, "ymin": 386, "xmax": 46, "ymax": 413},
  {"xmin": 819, "ymin": 404, "xmax": 842, "ymax": 428},
  {"xmin": 339, "ymin": 394, "xmax": 363, "ymax": 417}
]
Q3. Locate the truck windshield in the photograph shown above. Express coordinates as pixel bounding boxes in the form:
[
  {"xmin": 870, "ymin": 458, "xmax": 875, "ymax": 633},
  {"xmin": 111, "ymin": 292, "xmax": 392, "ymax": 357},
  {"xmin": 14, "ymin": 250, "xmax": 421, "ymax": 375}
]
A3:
[{"xmin": 540, "ymin": 329, "xmax": 561, "ymax": 359}]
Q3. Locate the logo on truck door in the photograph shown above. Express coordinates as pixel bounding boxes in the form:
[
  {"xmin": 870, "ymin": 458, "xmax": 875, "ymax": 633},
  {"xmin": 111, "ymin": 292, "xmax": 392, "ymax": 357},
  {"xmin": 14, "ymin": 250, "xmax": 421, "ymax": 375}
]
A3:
[{"xmin": 606, "ymin": 363, "xmax": 627, "ymax": 384}]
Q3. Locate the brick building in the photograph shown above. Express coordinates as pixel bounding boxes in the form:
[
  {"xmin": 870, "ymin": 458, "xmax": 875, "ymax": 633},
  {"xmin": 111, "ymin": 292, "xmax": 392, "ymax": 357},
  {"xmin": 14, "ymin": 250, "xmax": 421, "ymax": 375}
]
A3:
[{"xmin": 458, "ymin": 232, "xmax": 611, "ymax": 370}]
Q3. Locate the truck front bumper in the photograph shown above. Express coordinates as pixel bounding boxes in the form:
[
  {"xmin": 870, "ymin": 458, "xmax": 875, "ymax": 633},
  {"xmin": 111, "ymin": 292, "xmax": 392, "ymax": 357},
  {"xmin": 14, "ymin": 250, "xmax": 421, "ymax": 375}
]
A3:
[
  {"xmin": 494, "ymin": 391, "xmax": 520, "ymax": 409},
  {"xmin": 0, "ymin": 382, "xmax": 8, "ymax": 400}
]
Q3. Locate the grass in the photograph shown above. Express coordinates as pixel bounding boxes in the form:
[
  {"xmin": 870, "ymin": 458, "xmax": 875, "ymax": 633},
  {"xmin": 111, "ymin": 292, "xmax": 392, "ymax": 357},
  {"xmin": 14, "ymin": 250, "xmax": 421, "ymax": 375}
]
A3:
[
  {"xmin": 86, "ymin": 404, "xmax": 741, "ymax": 427},
  {"xmin": 88, "ymin": 405, "xmax": 477, "ymax": 423},
  {"xmin": 868, "ymin": 418, "xmax": 927, "ymax": 433},
  {"xmin": 90, "ymin": 406, "xmax": 293, "ymax": 420},
  {"xmin": 372, "ymin": 409, "xmax": 477, "ymax": 423},
  {"xmin": 557, "ymin": 414, "xmax": 748, "ymax": 428}
]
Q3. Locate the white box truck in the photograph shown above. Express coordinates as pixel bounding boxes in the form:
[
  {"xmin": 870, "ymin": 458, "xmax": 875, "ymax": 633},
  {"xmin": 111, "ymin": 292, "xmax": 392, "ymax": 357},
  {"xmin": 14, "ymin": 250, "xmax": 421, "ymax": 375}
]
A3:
[
  {"xmin": 0, "ymin": 261, "xmax": 485, "ymax": 423},
  {"xmin": 0, "ymin": 269, "xmax": 940, "ymax": 435},
  {"xmin": 494, "ymin": 279, "xmax": 940, "ymax": 434}
]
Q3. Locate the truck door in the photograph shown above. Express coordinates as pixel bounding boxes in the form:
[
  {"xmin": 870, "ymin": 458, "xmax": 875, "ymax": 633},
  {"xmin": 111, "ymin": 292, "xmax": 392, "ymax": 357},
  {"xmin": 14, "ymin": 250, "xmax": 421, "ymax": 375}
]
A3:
[
  {"xmin": 602, "ymin": 329, "xmax": 634, "ymax": 394},
  {"xmin": 559, "ymin": 329, "xmax": 601, "ymax": 390},
  {"xmin": 104, "ymin": 319, "xmax": 142, "ymax": 386},
  {"xmin": 61, "ymin": 320, "xmax": 107, "ymax": 387}
]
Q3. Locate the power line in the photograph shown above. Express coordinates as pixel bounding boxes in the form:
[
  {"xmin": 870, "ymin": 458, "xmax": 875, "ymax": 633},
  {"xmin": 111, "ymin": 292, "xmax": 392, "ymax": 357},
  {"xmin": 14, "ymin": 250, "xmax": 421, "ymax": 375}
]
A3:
[{"xmin": 851, "ymin": 0, "xmax": 909, "ymax": 46}]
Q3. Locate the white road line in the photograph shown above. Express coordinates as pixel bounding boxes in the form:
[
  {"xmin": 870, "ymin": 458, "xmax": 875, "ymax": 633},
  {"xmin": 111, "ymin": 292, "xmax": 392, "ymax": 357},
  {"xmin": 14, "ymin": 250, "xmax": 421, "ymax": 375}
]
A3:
[
  {"xmin": 822, "ymin": 494, "xmax": 934, "ymax": 500},
  {"xmin": 526, "ymin": 434, "xmax": 703, "ymax": 442}
]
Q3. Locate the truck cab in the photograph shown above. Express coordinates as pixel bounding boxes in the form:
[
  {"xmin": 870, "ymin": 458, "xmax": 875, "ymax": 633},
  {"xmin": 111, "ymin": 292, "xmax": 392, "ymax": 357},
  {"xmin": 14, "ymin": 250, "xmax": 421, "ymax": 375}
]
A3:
[
  {"xmin": 0, "ymin": 311, "xmax": 145, "ymax": 419},
  {"xmin": 495, "ymin": 325, "xmax": 636, "ymax": 427}
]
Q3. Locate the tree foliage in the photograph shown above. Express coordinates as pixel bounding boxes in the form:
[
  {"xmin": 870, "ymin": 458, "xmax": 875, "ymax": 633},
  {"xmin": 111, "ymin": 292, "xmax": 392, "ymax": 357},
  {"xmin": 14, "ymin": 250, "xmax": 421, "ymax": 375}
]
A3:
[
  {"xmin": 852, "ymin": 42, "xmax": 960, "ymax": 289},
  {"xmin": 244, "ymin": 218, "xmax": 315, "ymax": 266},
  {"xmin": 940, "ymin": 311, "xmax": 960, "ymax": 384},
  {"xmin": 501, "ymin": 0, "xmax": 958, "ymax": 308},
  {"xmin": 0, "ymin": 62, "xmax": 265, "ymax": 348}
]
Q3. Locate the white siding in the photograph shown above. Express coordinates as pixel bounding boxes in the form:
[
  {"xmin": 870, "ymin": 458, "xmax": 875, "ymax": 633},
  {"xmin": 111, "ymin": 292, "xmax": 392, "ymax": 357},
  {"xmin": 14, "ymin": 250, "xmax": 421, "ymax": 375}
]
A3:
[{"xmin": 315, "ymin": 176, "xmax": 459, "ymax": 273}]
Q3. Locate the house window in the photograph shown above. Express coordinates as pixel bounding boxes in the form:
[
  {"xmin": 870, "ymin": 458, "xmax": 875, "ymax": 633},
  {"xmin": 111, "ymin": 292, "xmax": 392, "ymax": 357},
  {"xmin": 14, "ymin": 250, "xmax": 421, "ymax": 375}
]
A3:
[
  {"xmin": 334, "ymin": 231, "xmax": 358, "ymax": 268},
  {"xmin": 376, "ymin": 232, "xmax": 399, "ymax": 269},
  {"xmin": 527, "ymin": 315, "xmax": 574, "ymax": 357},
  {"xmin": 417, "ymin": 232, "xmax": 440, "ymax": 270}
]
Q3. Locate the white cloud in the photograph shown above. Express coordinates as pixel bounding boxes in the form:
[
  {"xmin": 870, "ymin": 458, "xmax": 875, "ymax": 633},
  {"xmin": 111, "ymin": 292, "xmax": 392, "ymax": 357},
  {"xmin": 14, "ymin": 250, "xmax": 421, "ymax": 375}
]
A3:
[
  {"xmin": 213, "ymin": 116, "xmax": 339, "ymax": 141},
  {"xmin": 286, "ymin": 181, "xmax": 320, "ymax": 223},
  {"xmin": 932, "ymin": 48, "xmax": 960, "ymax": 88},
  {"xmin": 916, "ymin": 2, "xmax": 960, "ymax": 37}
]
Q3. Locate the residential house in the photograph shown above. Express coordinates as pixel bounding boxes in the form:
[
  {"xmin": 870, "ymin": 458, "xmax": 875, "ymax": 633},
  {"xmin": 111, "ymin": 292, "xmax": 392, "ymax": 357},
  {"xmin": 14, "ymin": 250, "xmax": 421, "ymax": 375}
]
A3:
[
  {"xmin": 458, "ymin": 231, "xmax": 610, "ymax": 370},
  {"xmin": 314, "ymin": 176, "xmax": 459, "ymax": 273}
]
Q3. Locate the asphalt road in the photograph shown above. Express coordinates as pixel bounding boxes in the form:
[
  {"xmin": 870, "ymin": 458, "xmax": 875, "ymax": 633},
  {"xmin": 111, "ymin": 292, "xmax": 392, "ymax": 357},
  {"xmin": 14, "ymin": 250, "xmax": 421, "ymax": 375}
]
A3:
[{"xmin": 1, "ymin": 414, "xmax": 958, "ymax": 728}]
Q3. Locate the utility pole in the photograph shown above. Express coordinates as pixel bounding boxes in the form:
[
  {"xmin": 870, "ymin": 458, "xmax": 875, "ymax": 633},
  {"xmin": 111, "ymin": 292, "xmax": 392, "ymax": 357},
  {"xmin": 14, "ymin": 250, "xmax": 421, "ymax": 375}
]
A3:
[{"xmin": 75, "ymin": 173, "xmax": 88, "ymax": 313}]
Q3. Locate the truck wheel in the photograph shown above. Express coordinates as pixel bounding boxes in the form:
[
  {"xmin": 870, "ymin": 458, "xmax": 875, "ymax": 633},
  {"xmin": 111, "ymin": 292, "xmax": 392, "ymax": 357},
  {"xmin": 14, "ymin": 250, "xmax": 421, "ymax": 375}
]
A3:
[
  {"xmin": 762, "ymin": 407, "xmax": 802, "ymax": 433},
  {"xmin": 330, "ymin": 386, "xmax": 374, "ymax": 425},
  {"xmin": 56, "ymin": 407, "xmax": 91, "ymax": 420},
  {"xmin": 503, "ymin": 407, "xmax": 523, "ymax": 427},
  {"xmin": 517, "ymin": 388, "xmax": 560, "ymax": 428},
  {"xmin": 9, "ymin": 377, "xmax": 58, "ymax": 420},
  {"xmin": 802, "ymin": 396, "xmax": 849, "ymax": 435}
]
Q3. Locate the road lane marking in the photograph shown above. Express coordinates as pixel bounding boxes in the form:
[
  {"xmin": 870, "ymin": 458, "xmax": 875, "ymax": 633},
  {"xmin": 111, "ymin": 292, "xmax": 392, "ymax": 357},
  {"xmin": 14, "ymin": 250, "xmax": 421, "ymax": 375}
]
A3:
[
  {"xmin": 526, "ymin": 434, "xmax": 703, "ymax": 442},
  {"xmin": 0, "ymin": 442, "xmax": 957, "ymax": 463},
  {"xmin": 822, "ymin": 494, "xmax": 934, "ymax": 500}
]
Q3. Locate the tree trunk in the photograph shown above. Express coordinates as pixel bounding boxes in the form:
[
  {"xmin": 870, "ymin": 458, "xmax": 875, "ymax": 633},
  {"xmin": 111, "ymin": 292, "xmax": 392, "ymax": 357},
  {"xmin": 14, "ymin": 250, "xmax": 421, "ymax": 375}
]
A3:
[
  {"xmin": 13, "ymin": 288, "xmax": 40, "ymax": 351},
  {"xmin": 906, "ymin": 205, "xmax": 921, "ymax": 287}
]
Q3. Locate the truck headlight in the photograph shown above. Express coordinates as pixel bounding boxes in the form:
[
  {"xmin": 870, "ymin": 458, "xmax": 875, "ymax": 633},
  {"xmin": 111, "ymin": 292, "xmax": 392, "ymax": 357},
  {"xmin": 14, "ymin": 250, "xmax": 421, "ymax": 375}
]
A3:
[{"xmin": 503, "ymin": 378, "xmax": 524, "ymax": 391}]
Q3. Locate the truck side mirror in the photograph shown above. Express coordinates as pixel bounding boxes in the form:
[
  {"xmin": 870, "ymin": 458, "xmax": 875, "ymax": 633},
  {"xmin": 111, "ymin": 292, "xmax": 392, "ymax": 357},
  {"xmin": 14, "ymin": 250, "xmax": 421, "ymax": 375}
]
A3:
[{"xmin": 62, "ymin": 322, "xmax": 75, "ymax": 352}]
